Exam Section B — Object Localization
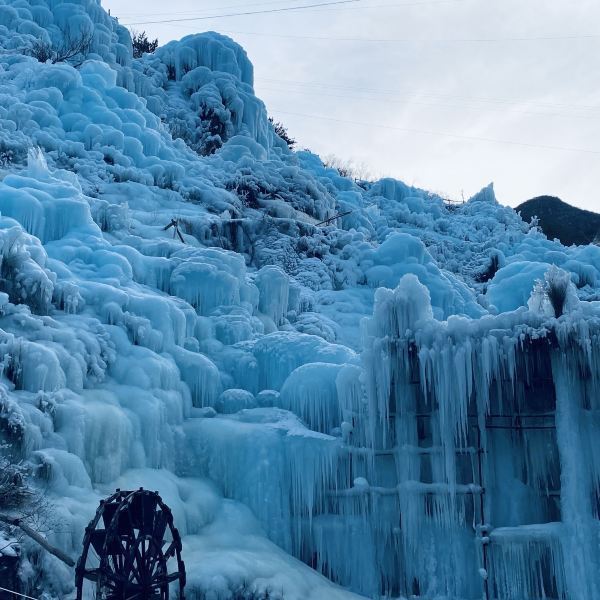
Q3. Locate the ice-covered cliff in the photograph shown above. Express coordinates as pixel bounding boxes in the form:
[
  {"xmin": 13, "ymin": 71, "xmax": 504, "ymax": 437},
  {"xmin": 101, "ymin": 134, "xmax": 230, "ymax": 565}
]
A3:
[{"xmin": 0, "ymin": 1, "xmax": 600, "ymax": 599}]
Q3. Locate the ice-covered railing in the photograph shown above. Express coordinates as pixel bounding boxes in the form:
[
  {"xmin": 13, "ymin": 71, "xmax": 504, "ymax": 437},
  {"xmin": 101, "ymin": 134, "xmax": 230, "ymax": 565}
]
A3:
[
  {"xmin": 489, "ymin": 524, "xmax": 566, "ymax": 599},
  {"xmin": 327, "ymin": 273, "xmax": 600, "ymax": 598}
]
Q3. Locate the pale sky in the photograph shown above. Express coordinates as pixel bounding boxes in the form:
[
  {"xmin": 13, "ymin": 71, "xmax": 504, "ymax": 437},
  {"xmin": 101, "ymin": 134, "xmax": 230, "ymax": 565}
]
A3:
[{"xmin": 105, "ymin": 0, "xmax": 600, "ymax": 211}]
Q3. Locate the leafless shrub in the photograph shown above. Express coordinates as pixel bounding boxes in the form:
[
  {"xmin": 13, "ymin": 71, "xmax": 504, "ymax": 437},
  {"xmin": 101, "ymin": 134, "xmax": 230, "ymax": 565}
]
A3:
[
  {"xmin": 28, "ymin": 29, "xmax": 94, "ymax": 66},
  {"xmin": 28, "ymin": 39, "xmax": 54, "ymax": 63},
  {"xmin": 0, "ymin": 455, "xmax": 32, "ymax": 511},
  {"xmin": 545, "ymin": 266, "xmax": 571, "ymax": 318},
  {"xmin": 0, "ymin": 450, "xmax": 69, "ymax": 566},
  {"xmin": 322, "ymin": 154, "xmax": 373, "ymax": 182}
]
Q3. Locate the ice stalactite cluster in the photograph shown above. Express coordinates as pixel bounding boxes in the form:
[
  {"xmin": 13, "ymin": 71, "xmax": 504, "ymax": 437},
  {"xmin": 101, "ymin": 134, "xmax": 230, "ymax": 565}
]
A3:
[
  {"xmin": 324, "ymin": 273, "xmax": 600, "ymax": 598},
  {"xmin": 0, "ymin": 154, "xmax": 355, "ymax": 599}
]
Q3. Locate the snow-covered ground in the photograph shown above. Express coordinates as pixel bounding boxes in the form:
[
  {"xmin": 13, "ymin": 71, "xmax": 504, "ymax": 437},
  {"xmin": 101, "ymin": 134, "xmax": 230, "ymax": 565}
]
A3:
[{"xmin": 0, "ymin": 1, "xmax": 600, "ymax": 599}]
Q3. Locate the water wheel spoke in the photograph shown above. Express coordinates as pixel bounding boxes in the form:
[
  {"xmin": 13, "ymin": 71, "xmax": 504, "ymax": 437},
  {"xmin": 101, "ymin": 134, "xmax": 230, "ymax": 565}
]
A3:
[
  {"xmin": 101, "ymin": 580, "xmax": 118, "ymax": 592},
  {"xmin": 120, "ymin": 510, "xmax": 144, "ymax": 584},
  {"xmin": 145, "ymin": 579, "xmax": 169, "ymax": 590},
  {"xmin": 152, "ymin": 512, "xmax": 168, "ymax": 542},
  {"xmin": 132, "ymin": 546, "xmax": 148, "ymax": 584},
  {"xmin": 142, "ymin": 537, "xmax": 162, "ymax": 575},
  {"xmin": 144, "ymin": 539, "xmax": 166, "ymax": 575},
  {"xmin": 123, "ymin": 582, "xmax": 166, "ymax": 600},
  {"xmin": 164, "ymin": 541, "xmax": 177, "ymax": 559},
  {"xmin": 102, "ymin": 569, "xmax": 131, "ymax": 583},
  {"xmin": 76, "ymin": 490, "xmax": 185, "ymax": 600},
  {"xmin": 82, "ymin": 568, "xmax": 101, "ymax": 583},
  {"xmin": 164, "ymin": 571, "xmax": 182, "ymax": 583},
  {"xmin": 140, "ymin": 534, "xmax": 147, "ymax": 568},
  {"xmin": 124, "ymin": 546, "xmax": 144, "ymax": 585},
  {"xmin": 109, "ymin": 551, "xmax": 124, "ymax": 575}
]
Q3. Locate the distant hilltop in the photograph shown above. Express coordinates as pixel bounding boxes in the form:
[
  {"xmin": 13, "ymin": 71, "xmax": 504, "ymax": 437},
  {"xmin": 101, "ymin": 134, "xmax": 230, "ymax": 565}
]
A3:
[{"xmin": 516, "ymin": 195, "xmax": 600, "ymax": 246}]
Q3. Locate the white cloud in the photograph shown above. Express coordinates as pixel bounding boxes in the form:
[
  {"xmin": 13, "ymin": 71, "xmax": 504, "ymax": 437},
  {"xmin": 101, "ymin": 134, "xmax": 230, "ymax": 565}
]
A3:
[{"xmin": 109, "ymin": 0, "xmax": 600, "ymax": 210}]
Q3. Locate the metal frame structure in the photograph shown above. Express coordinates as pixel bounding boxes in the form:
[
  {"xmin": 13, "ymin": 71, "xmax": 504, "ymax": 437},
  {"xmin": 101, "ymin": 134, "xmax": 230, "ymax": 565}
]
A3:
[{"xmin": 320, "ymin": 332, "xmax": 572, "ymax": 600}]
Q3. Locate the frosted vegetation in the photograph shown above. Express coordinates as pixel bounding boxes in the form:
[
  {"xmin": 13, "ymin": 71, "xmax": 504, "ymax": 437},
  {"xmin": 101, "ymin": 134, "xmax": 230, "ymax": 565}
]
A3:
[{"xmin": 0, "ymin": 1, "xmax": 599, "ymax": 599}]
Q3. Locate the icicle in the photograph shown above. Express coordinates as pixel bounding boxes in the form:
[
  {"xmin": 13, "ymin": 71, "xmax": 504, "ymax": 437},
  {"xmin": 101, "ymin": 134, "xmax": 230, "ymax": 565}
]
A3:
[
  {"xmin": 552, "ymin": 351, "xmax": 600, "ymax": 599},
  {"xmin": 489, "ymin": 525, "xmax": 566, "ymax": 599},
  {"xmin": 255, "ymin": 265, "xmax": 290, "ymax": 327}
]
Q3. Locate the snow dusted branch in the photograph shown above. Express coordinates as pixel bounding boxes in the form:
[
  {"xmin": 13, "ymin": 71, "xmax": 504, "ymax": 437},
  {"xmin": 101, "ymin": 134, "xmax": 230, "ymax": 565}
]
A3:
[
  {"xmin": 28, "ymin": 29, "xmax": 94, "ymax": 66},
  {"xmin": 0, "ymin": 513, "xmax": 75, "ymax": 567},
  {"xmin": 0, "ymin": 453, "xmax": 74, "ymax": 567}
]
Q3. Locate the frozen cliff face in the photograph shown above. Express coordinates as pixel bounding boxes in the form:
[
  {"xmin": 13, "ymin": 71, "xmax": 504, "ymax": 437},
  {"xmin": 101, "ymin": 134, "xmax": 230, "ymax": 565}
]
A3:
[{"xmin": 0, "ymin": 1, "xmax": 600, "ymax": 599}]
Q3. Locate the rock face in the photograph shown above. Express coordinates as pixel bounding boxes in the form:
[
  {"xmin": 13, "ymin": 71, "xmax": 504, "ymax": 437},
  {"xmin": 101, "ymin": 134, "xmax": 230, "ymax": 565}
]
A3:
[{"xmin": 517, "ymin": 195, "xmax": 600, "ymax": 246}]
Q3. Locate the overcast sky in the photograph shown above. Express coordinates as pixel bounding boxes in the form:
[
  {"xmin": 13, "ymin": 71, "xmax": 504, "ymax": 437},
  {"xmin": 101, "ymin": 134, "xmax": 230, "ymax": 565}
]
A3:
[{"xmin": 105, "ymin": 0, "xmax": 600, "ymax": 211}]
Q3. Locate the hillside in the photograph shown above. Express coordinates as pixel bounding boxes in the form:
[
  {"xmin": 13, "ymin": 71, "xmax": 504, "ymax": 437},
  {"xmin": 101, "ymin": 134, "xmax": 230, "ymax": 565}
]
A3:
[
  {"xmin": 0, "ymin": 2, "xmax": 600, "ymax": 599},
  {"xmin": 517, "ymin": 195, "xmax": 600, "ymax": 246}
]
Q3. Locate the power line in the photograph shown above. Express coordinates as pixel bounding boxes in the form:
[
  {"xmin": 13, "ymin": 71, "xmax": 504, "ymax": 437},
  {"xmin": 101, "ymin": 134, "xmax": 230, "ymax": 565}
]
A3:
[
  {"xmin": 259, "ymin": 83, "xmax": 600, "ymax": 121},
  {"xmin": 218, "ymin": 28, "xmax": 600, "ymax": 43},
  {"xmin": 119, "ymin": 0, "xmax": 462, "ymax": 20},
  {"xmin": 120, "ymin": 0, "xmax": 462, "ymax": 19},
  {"xmin": 123, "ymin": 0, "xmax": 363, "ymax": 26},
  {"xmin": 120, "ymin": 3, "xmax": 600, "ymax": 44},
  {"xmin": 261, "ymin": 80, "xmax": 600, "ymax": 120},
  {"xmin": 117, "ymin": 0, "xmax": 324, "ymax": 19},
  {"xmin": 259, "ymin": 77, "xmax": 600, "ymax": 112},
  {"xmin": 269, "ymin": 108, "xmax": 600, "ymax": 155},
  {"xmin": 299, "ymin": 0, "xmax": 472, "ymax": 11},
  {"xmin": 288, "ymin": 0, "xmax": 467, "ymax": 8}
]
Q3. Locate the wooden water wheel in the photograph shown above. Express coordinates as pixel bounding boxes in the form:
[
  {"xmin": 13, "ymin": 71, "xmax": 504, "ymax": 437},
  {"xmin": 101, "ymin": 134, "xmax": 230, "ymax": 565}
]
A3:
[{"xmin": 75, "ymin": 489, "xmax": 185, "ymax": 599}]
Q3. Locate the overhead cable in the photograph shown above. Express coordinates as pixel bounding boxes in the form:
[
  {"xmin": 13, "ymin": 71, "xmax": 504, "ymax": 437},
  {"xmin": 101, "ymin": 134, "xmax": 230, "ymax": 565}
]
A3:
[{"xmin": 269, "ymin": 108, "xmax": 600, "ymax": 154}]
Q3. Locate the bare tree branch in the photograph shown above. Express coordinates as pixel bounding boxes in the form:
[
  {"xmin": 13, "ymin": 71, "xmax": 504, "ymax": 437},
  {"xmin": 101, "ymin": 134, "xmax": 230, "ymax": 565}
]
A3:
[
  {"xmin": 53, "ymin": 29, "xmax": 94, "ymax": 65},
  {"xmin": 0, "ymin": 453, "xmax": 69, "ymax": 567},
  {"xmin": 0, "ymin": 513, "xmax": 74, "ymax": 567},
  {"xmin": 27, "ymin": 29, "xmax": 94, "ymax": 66}
]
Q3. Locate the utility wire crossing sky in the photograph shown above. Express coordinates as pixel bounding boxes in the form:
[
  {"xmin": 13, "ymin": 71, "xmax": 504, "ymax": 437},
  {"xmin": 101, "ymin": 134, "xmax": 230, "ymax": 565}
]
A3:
[
  {"xmin": 123, "ymin": 0, "xmax": 364, "ymax": 26},
  {"xmin": 107, "ymin": 0, "xmax": 600, "ymax": 211}
]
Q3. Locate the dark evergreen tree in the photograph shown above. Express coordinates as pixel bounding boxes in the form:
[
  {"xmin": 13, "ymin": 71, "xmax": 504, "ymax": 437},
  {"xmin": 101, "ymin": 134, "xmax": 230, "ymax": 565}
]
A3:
[
  {"xmin": 132, "ymin": 30, "xmax": 159, "ymax": 58},
  {"xmin": 269, "ymin": 117, "xmax": 296, "ymax": 150}
]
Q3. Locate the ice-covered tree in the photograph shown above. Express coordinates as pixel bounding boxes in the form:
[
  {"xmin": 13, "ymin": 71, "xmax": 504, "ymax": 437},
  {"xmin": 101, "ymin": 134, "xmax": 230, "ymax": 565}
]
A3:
[
  {"xmin": 527, "ymin": 265, "xmax": 580, "ymax": 318},
  {"xmin": 0, "ymin": 394, "xmax": 73, "ymax": 569}
]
